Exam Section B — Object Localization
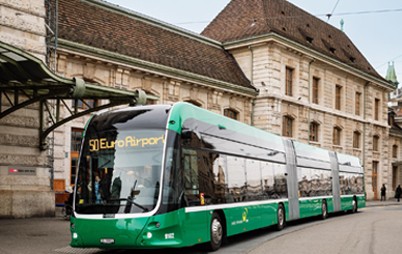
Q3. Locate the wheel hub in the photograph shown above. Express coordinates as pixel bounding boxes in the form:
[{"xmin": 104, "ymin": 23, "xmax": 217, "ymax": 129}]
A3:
[{"xmin": 211, "ymin": 218, "xmax": 223, "ymax": 244}]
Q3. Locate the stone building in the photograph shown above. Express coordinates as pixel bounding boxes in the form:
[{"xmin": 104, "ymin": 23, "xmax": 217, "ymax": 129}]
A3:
[
  {"xmin": 0, "ymin": 0, "xmax": 54, "ymax": 217},
  {"xmin": 387, "ymin": 62, "xmax": 402, "ymax": 192},
  {"xmin": 202, "ymin": 0, "xmax": 394, "ymax": 200},
  {"xmin": 0, "ymin": 0, "xmax": 396, "ymax": 217}
]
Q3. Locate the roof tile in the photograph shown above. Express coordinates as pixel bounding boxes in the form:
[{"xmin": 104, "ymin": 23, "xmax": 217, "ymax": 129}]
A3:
[
  {"xmin": 202, "ymin": 0, "xmax": 384, "ymax": 80},
  {"xmin": 57, "ymin": 0, "xmax": 254, "ymax": 91}
]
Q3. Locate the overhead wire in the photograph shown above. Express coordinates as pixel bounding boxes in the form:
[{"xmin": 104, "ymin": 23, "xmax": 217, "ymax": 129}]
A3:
[
  {"xmin": 326, "ymin": 0, "xmax": 341, "ymax": 21},
  {"xmin": 174, "ymin": 8, "xmax": 402, "ymax": 26}
]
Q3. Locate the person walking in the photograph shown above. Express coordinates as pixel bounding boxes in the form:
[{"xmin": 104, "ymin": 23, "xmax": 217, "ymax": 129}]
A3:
[
  {"xmin": 380, "ymin": 184, "xmax": 386, "ymax": 201},
  {"xmin": 395, "ymin": 184, "xmax": 402, "ymax": 202}
]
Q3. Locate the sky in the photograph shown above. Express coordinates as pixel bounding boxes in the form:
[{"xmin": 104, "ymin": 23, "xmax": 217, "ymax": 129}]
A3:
[{"xmin": 107, "ymin": 0, "xmax": 402, "ymax": 80}]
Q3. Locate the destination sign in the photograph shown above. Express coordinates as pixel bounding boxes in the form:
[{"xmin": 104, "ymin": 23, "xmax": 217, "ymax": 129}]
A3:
[{"xmin": 89, "ymin": 134, "xmax": 165, "ymax": 151}]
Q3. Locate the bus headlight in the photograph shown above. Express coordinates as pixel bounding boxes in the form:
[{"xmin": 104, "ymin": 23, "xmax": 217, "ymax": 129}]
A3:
[
  {"xmin": 72, "ymin": 232, "xmax": 78, "ymax": 239},
  {"xmin": 146, "ymin": 232, "xmax": 153, "ymax": 239}
]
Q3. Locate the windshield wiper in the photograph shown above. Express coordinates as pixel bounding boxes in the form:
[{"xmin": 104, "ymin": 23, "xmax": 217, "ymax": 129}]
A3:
[
  {"xmin": 124, "ymin": 197, "xmax": 149, "ymax": 212},
  {"xmin": 123, "ymin": 180, "xmax": 149, "ymax": 213}
]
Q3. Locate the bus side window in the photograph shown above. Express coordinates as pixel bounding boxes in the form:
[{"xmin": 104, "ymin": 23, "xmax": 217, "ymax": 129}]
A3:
[
  {"xmin": 213, "ymin": 155, "xmax": 227, "ymax": 204},
  {"xmin": 245, "ymin": 159, "xmax": 263, "ymax": 201},
  {"xmin": 182, "ymin": 149, "xmax": 200, "ymax": 206},
  {"xmin": 227, "ymin": 156, "xmax": 246, "ymax": 202}
]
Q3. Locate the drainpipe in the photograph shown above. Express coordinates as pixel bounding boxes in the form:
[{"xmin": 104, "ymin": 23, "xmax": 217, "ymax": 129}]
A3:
[
  {"xmin": 364, "ymin": 81, "xmax": 369, "ymax": 198},
  {"xmin": 249, "ymin": 45, "xmax": 256, "ymax": 126},
  {"xmin": 307, "ymin": 58, "xmax": 315, "ymax": 143}
]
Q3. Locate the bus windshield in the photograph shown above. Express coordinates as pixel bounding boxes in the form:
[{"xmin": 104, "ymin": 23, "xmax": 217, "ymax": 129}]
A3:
[{"xmin": 75, "ymin": 118, "xmax": 166, "ymax": 215}]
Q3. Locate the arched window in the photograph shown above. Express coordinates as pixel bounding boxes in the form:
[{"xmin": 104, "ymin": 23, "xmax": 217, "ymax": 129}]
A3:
[
  {"xmin": 353, "ymin": 131, "xmax": 361, "ymax": 149},
  {"xmin": 309, "ymin": 121, "xmax": 319, "ymax": 142},
  {"xmin": 282, "ymin": 115, "xmax": 294, "ymax": 137},
  {"xmin": 224, "ymin": 108, "xmax": 238, "ymax": 120},
  {"xmin": 333, "ymin": 126, "xmax": 342, "ymax": 146}
]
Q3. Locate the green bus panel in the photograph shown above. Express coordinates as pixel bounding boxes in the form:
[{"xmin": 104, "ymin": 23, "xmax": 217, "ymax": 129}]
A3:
[
  {"xmin": 326, "ymin": 198, "xmax": 335, "ymax": 213},
  {"xmin": 299, "ymin": 199, "xmax": 322, "ymax": 218},
  {"xmin": 222, "ymin": 202, "xmax": 280, "ymax": 237},
  {"xmin": 340, "ymin": 195, "xmax": 365, "ymax": 211},
  {"xmin": 357, "ymin": 195, "xmax": 366, "ymax": 208},
  {"xmin": 70, "ymin": 216, "xmax": 149, "ymax": 248},
  {"xmin": 71, "ymin": 210, "xmax": 208, "ymax": 249},
  {"xmin": 340, "ymin": 196, "xmax": 354, "ymax": 211}
]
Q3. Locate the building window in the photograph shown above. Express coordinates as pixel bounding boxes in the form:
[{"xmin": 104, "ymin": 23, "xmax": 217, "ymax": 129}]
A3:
[
  {"xmin": 393, "ymin": 145, "xmax": 398, "ymax": 158},
  {"xmin": 312, "ymin": 77, "xmax": 320, "ymax": 104},
  {"xmin": 72, "ymin": 99, "xmax": 98, "ymax": 110},
  {"xmin": 374, "ymin": 98, "xmax": 380, "ymax": 121},
  {"xmin": 285, "ymin": 66, "xmax": 294, "ymax": 96},
  {"xmin": 309, "ymin": 121, "xmax": 319, "ymax": 142},
  {"xmin": 282, "ymin": 115, "xmax": 294, "ymax": 137},
  {"xmin": 333, "ymin": 126, "xmax": 342, "ymax": 146},
  {"xmin": 71, "ymin": 128, "xmax": 83, "ymax": 185},
  {"xmin": 355, "ymin": 92, "xmax": 361, "ymax": 116},
  {"xmin": 224, "ymin": 108, "xmax": 238, "ymax": 120},
  {"xmin": 373, "ymin": 135, "xmax": 380, "ymax": 152},
  {"xmin": 335, "ymin": 85, "xmax": 342, "ymax": 110},
  {"xmin": 353, "ymin": 131, "xmax": 361, "ymax": 149}
]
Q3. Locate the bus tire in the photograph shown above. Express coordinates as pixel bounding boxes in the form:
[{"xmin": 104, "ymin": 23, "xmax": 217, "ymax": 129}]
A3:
[
  {"xmin": 277, "ymin": 203, "xmax": 285, "ymax": 231},
  {"xmin": 208, "ymin": 212, "xmax": 223, "ymax": 251},
  {"xmin": 352, "ymin": 198, "xmax": 358, "ymax": 213},
  {"xmin": 321, "ymin": 200, "xmax": 328, "ymax": 220}
]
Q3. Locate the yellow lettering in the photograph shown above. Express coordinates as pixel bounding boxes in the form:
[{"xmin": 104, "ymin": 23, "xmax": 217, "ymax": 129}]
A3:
[
  {"xmin": 89, "ymin": 139, "xmax": 99, "ymax": 152},
  {"xmin": 100, "ymin": 138, "xmax": 107, "ymax": 149},
  {"xmin": 106, "ymin": 140, "xmax": 115, "ymax": 149},
  {"xmin": 125, "ymin": 136, "xmax": 136, "ymax": 147},
  {"xmin": 89, "ymin": 134, "xmax": 165, "ymax": 151},
  {"xmin": 117, "ymin": 140, "xmax": 125, "ymax": 148},
  {"xmin": 141, "ymin": 138, "xmax": 150, "ymax": 147}
]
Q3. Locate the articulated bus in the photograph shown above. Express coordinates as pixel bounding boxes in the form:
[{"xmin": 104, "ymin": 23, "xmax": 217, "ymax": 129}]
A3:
[{"xmin": 70, "ymin": 102, "xmax": 365, "ymax": 251}]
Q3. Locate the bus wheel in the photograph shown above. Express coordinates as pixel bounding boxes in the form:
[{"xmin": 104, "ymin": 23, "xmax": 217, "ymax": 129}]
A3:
[
  {"xmin": 277, "ymin": 204, "xmax": 285, "ymax": 231},
  {"xmin": 352, "ymin": 198, "xmax": 358, "ymax": 213},
  {"xmin": 321, "ymin": 200, "xmax": 328, "ymax": 220},
  {"xmin": 209, "ymin": 212, "xmax": 223, "ymax": 251}
]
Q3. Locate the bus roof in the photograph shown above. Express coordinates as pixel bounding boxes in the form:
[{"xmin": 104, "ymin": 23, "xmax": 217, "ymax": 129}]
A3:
[{"xmin": 168, "ymin": 102, "xmax": 285, "ymax": 152}]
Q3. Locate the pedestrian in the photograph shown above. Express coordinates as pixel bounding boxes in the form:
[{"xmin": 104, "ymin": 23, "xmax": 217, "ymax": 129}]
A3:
[
  {"xmin": 395, "ymin": 184, "xmax": 402, "ymax": 202},
  {"xmin": 380, "ymin": 184, "xmax": 386, "ymax": 201}
]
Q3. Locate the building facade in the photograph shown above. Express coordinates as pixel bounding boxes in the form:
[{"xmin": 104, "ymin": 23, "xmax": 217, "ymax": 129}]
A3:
[
  {"xmin": 201, "ymin": 0, "xmax": 394, "ymax": 200},
  {"xmin": 0, "ymin": 0, "xmax": 55, "ymax": 218},
  {"xmin": 0, "ymin": 0, "xmax": 397, "ymax": 217}
]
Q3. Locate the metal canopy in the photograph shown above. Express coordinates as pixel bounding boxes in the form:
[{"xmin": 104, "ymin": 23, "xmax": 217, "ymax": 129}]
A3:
[{"xmin": 0, "ymin": 41, "xmax": 148, "ymax": 150}]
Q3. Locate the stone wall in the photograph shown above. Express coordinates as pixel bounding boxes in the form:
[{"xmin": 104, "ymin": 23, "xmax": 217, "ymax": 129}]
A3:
[{"xmin": 0, "ymin": 0, "xmax": 54, "ymax": 218}]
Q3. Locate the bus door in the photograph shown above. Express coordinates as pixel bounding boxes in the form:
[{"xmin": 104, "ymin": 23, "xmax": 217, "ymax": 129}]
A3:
[
  {"xmin": 329, "ymin": 152, "xmax": 341, "ymax": 212},
  {"xmin": 283, "ymin": 140, "xmax": 299, "ymax": 221}
]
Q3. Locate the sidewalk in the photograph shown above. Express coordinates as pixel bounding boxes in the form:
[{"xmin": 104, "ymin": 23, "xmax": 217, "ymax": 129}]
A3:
[{"xmin": 365, "ymin": 199, "xmax": 402, "ymax": 207}]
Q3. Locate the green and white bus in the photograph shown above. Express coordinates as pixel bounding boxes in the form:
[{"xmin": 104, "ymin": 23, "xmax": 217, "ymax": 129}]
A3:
[{"xmin": 70, "ymin": 102, "xmax": 365, "ymax": 251}]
